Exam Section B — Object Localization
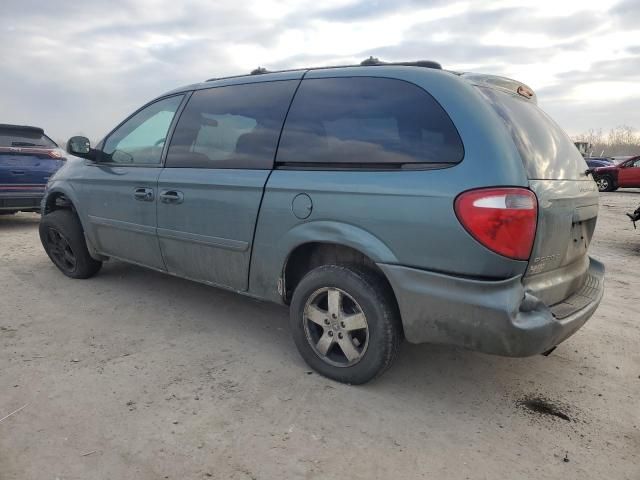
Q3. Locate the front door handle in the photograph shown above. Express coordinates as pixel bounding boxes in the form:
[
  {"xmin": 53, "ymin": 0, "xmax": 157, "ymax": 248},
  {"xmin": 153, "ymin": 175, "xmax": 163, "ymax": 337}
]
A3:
[
  {"xmin": 133, "ymin": 187, "xmax": 154, "ymax": 202},
  {"xmin": 11, "ymin": 170, "xmax": 25, "ymax": 175},
  {"xmin": 159, "ymin": 190, "xmax": 184, "ymax": 204}
]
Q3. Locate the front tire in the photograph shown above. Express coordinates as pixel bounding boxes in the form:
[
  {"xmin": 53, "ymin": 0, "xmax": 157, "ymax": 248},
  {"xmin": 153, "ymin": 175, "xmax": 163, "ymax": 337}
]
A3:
[
  {"xmin": 289, "ymin": 265, "xmax": 402, "ymax": 384},
  {"xmin": 39, "ymin": 210, "xmax": 102, "ymax": 279}
]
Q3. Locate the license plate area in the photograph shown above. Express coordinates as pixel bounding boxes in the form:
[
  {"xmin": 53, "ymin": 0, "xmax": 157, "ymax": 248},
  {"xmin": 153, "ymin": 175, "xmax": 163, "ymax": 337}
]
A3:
[{"xmin": 567, "ymin": 221, "xmax": 589, "ymax": 259}]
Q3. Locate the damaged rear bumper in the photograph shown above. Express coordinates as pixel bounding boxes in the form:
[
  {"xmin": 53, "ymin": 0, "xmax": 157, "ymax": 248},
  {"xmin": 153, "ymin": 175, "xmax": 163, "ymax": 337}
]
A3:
[{"xmin": 378, "ymin": 257, "xmax": 604, "ymax": 357}]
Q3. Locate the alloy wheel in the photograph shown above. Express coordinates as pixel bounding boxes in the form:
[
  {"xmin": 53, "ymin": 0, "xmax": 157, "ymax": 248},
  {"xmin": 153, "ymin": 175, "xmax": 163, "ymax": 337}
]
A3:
[
  {"xmin": 303, "ymin": 287, "xmax": 369, "ymax": 367},
  {"xmin": 596, "ymin": 178, "xmax": 609, "ymax": 191}
]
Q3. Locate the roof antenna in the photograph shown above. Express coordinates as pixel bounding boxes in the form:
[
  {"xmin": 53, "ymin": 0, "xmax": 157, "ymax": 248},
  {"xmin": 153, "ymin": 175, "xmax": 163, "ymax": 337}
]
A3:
[{"xmin": 251, "ymin": 67, "xmax": 268, "ymax": 75}]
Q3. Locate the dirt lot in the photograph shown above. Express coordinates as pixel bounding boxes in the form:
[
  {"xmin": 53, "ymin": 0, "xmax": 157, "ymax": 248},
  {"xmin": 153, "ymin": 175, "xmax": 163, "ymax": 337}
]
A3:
[{"xmin": 1, "ymin": 191, "xmax": 639, "ymax": 480}]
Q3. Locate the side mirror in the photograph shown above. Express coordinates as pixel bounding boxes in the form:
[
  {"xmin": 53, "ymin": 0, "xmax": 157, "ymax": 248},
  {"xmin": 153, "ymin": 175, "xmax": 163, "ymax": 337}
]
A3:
[{"xmin": 67, "ymin": 136, "xmax": 91, "ymax": 155}]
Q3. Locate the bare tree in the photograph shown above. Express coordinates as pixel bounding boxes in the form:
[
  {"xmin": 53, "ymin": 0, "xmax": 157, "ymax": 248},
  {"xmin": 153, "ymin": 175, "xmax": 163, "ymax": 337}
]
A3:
[{"xmin": 573, "ymin": 125, "xmax": 640, "ymax": 157}]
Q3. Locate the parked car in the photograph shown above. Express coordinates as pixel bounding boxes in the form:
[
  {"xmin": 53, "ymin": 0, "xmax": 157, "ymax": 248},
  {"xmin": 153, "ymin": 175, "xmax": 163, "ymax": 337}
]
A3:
[
  {"xmin": 0, "ymin": 124, "xmax": 65, "ymax": 215},
  {"xmin": 592, "ymin": 156, "xmax": 640, "ymax": 191},
  {"xmin": 39, "ymin": 59, "xmax": 604, "ymax": 384},
  {"xmin": 585, "ymin": 157, "xmax": 614, "ymax": 169},
  {"xmin": 612, "ymin": 155, "xmax": 634, "ymax": 164}
]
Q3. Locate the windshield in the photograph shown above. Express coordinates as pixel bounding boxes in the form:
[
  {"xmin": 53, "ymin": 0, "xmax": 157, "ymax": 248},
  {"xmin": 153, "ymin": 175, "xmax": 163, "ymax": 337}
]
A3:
[{"xmin": 478, "ymin": 87, "xmax": 587, "ymax": 180}]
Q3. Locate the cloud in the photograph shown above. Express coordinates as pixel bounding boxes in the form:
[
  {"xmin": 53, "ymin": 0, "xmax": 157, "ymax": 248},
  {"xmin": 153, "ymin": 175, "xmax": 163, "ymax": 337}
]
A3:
[
  {"xmin": 405, "ymin": 7, "xmax": 603, "ymax": 39},
  {"xmin": 610, "ymin": 0, "xmax": 640, "ymax": 28},
  {"xmin": 0, "ymin": 0, "xmax": 277, "ymax": 140},
  {"xmin": 545, "ymin": 95, "xmax": 640, "ymax": 136},
  {"xmin": 0, "ymin": 0, "xmax": 638, "ymax": 141},
  {"xmin": 314, "ymin": 0, "xmax": 450, "ymax": 21},
  {"xmin": 557, "ymin": 55, "xmax": 640, "ymax": 82}
]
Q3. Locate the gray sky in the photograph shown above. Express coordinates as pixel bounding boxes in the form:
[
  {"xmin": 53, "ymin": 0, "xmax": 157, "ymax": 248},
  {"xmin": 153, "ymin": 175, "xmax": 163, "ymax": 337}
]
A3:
[{"xmin": 1, "ymin": 0, "xmax": 638, "ymax": 142}]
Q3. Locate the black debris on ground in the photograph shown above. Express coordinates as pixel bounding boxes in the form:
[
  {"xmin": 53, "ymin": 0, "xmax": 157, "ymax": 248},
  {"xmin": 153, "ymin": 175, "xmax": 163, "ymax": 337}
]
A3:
[{"xmin": 516, "ymin": 396, "xmax": 572, "ymax": 422}]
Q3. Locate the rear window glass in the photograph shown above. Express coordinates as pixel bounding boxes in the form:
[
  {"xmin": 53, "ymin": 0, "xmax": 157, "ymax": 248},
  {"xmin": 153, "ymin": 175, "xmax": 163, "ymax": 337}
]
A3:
[
  {"xmin": 477, "ymin": 87, "xmax": 586, "ymax": 180},
  {"xmin": 0, "ymin": 128, "xmax": 56, "ymax": 148},
  {"xmin": 277, "ymin": 77, "xmax": 464, "ymax": 166}
]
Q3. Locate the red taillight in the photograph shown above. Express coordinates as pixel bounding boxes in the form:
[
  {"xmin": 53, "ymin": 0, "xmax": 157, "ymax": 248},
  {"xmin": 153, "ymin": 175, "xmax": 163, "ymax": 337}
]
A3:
[
  {"xmin": 47, "ymin": 149, "xmax": 65, "ymax": 159},
  {"xmin": 454, "ymin": 188, "xmax": 538, "ymax": 260}
]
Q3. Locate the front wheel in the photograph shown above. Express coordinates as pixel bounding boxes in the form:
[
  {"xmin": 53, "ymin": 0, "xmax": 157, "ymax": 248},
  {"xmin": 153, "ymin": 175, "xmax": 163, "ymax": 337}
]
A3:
[
  {"xmin": 39, "ymin": 210, "xmax": 102, "ymax": 279},
  {"xmin": 289, "ymin": 265, "xmax": 402, "ymax": 384},
  {"xmin": 595, "ymin": 175, "xmax": 615, "ymax": 192}
]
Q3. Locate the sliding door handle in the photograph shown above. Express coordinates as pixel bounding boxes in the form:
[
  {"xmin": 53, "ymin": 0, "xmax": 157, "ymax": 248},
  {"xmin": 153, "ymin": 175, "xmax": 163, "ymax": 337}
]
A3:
[{"xmin": 159, "ymin": 190, "xmax": 184, "ymax": 204}]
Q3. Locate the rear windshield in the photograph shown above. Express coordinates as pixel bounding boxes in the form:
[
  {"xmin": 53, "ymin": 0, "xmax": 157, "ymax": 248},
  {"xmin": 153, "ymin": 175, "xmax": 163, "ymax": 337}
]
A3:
[
  {"xmin": 478, "ymin": 87, "xmax": 586, "ymax": 180},
  {"xmin": 0, "ymin": 128, "xmax": 57, "ymax": 148}
]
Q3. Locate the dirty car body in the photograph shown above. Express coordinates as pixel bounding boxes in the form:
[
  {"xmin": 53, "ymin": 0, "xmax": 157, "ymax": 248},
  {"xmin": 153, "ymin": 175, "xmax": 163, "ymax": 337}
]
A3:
[{"xmin": 40, "ymin": 60, "xmax": 604, "ymax": 383}]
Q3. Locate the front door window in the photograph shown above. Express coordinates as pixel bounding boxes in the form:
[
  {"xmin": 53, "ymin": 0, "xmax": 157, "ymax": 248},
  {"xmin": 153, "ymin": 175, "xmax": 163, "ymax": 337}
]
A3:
[{"xmin": 102, "ymin": 95, "xmax": 184, "ymax": 165}]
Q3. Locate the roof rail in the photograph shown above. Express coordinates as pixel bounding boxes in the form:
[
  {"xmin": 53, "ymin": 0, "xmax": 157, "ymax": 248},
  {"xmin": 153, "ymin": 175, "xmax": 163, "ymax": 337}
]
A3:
[
  {"xmin": 205, "ymin": 58, "xmax": 443, "ymax": 82},
  {"xmin": 359, "ymin": 56, "xmax": 442, "ymax": 70}
]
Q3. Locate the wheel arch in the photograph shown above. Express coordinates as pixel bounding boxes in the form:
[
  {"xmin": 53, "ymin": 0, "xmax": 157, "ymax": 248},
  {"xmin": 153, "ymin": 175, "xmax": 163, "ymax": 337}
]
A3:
[
  {"xmin": 269, "ymin": 221, "xmax": 398, "ymax": 301},
  {"xmin": 42, "ymin": 186, "xmax": 103, "ymax": 260},
  {"xmin": 280, "ymin": 225, "xmax": 399, "ymax": 309},
  {"xmin": 43, "ymin": 188, "xmax": 76, "ymax": 215}
]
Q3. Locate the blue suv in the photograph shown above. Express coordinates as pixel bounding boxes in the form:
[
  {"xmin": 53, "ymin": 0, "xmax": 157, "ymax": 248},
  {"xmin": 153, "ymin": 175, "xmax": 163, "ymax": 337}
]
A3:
[
  {"xmin": 0, "ymin": 124, "xmax": 65, "ymax": 214},
  {"xmin": 39, "ymin": 59, "xmax": 604, "ymax": 384}
]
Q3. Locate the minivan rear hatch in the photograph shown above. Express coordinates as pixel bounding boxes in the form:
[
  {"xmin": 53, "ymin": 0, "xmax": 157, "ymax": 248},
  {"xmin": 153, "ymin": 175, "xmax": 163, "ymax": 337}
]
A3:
[{"xmin": 473, "ymin": 80, "xmax": 599, "ymax": 308}]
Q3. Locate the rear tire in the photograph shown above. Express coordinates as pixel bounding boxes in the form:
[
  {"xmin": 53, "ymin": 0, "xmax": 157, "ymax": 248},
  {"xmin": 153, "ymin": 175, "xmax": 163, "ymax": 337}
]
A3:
[
  {"xmin": 289, "ymin": 265, "xmax": 402, "ymax": 384},
  {"xmin": 595, "ymin": 175, "xmax": 614, "ymax": 192},
  {"xmin": 39, "ymin": 210, "xmax": 102, "ymax": 279}
]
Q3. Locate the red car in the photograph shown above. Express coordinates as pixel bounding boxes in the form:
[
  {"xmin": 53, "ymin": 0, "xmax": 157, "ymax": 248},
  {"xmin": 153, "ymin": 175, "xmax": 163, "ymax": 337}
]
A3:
[{"xmin": 593, "ymin": 155, "xmax": 640, "ymax": 192}]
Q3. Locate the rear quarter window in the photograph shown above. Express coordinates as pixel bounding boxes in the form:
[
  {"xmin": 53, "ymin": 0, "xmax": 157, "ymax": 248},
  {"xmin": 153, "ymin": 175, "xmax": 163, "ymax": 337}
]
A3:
[{"xmin": 276, "ymin": 77, "xmax": 464, "ymax": 167}]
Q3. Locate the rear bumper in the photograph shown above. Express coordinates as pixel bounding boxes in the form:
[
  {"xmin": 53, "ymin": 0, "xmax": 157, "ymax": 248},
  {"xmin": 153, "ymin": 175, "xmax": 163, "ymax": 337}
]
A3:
[
  {"xmin": 378, "ymin": 257, "xmax": 605, "ymax": 356},
  {"xmin": 0, "ymin": 190, "xmax": 44, "ymax": 211}
]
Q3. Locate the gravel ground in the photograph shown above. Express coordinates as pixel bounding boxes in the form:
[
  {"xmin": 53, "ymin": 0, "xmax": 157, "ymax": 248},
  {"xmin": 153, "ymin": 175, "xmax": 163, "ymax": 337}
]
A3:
[{"xmin": 1, "ymin": 190, "xmax": 639, "ymax": 480}]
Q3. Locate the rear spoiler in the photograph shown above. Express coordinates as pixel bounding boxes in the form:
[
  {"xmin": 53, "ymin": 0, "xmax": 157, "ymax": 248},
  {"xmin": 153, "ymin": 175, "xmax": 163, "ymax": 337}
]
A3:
[
  {"xmin": 458, "ymin": 73, "xmax": 537, "ymax": 104},
  {"xmin": 0, "ymin": 124, "xmax": 45, "ymax": 135}
]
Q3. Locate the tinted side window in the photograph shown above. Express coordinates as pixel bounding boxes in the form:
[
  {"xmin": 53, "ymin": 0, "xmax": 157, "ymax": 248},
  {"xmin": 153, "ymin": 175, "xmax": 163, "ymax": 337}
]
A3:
[
  {"xmin": 277, "ymin": 77, "xmax": 464, "ymax": 166},
  {"xmin": 102, "ymin": 95, "xmax": 184, "ymax": 165},
  {"xmin": 166, "ymin": 80, "xmax": 299, "ymax": 169}
]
